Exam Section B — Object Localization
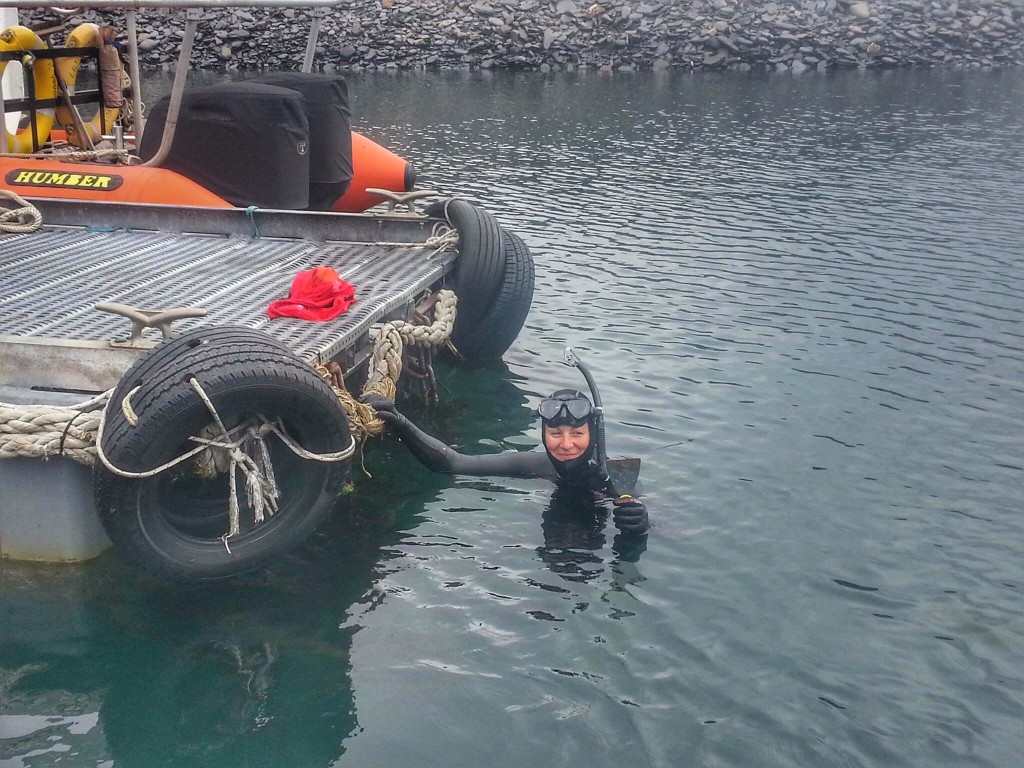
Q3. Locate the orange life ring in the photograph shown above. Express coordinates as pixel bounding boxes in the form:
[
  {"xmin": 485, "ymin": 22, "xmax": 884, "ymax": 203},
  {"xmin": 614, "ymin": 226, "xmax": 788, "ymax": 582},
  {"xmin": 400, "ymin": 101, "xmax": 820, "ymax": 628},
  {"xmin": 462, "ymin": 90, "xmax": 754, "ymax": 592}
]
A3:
[
  {"xmin": 0, "ymin": 26, "xmax": 58, "ymax": 153},
  {"xmin": 54, "ymin": 23, "xmax": 122, "ymax": 148}
]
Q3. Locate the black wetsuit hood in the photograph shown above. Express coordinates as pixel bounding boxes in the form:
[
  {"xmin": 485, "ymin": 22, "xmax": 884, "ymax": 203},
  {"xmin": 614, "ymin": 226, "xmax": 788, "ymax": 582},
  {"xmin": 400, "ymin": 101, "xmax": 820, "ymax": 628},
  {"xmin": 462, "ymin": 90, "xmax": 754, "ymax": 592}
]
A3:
[{"xmin": 540, "ymin": 389, "xmax": 600, "ymax": 486}]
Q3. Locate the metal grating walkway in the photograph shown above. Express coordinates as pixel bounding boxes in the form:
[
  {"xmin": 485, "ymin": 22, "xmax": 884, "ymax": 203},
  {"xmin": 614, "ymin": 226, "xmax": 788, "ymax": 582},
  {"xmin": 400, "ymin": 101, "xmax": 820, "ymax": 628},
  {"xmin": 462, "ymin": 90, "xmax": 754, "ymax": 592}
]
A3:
[{"xmin": 0, "ymin": 201, "xmax": 458, "ymax": 389}]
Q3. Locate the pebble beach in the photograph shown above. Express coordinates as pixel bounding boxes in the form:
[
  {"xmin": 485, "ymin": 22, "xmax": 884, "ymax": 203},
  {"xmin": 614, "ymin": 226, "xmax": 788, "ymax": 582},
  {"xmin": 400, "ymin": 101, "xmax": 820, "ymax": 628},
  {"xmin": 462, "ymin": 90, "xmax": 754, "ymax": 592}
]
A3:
[{"xmin": 28, "ymin": 0, "xmax": 1024, "ymax": 73}]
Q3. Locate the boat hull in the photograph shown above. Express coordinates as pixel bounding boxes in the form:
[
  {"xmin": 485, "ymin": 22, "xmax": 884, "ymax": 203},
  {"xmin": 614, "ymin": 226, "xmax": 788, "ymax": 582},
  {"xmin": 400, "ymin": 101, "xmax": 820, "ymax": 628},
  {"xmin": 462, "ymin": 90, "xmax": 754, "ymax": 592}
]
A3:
[{"xmin": 0, "ymin": 131, "xmax": 414, "ymax": 211}]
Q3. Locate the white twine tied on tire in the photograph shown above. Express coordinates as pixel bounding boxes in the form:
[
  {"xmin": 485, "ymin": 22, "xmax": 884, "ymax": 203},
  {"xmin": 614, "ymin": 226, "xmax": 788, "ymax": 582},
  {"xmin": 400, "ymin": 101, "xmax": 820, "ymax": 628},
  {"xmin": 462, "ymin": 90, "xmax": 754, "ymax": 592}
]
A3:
[
  {"xmin": 186, "ymin": 380, "xmax": 281, "ymax": 545},
  {"xmin": 0, "ymin": 189, "xmax": 42, "ymax": 234}
]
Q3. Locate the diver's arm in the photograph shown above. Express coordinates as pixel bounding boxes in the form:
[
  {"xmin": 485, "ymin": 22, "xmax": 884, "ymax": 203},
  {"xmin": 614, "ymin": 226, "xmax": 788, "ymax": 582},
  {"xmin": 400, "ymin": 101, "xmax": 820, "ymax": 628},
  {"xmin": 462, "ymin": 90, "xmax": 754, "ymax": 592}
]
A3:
[
  {"xmin": 363, "ymin": 395, "xmax": 556, "ymax": 479},
  {"xmin": 374, "ymin": 407, "xmax": 459, "ymax": 473}
]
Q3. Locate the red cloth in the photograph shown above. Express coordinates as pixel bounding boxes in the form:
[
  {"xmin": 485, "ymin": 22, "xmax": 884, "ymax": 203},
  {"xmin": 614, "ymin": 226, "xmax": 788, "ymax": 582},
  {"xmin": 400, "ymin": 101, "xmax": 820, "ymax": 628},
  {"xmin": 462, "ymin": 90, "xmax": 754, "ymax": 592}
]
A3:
[{"xmin": 267, "ymin": 266, "xmax": 356, "ymax": 322}]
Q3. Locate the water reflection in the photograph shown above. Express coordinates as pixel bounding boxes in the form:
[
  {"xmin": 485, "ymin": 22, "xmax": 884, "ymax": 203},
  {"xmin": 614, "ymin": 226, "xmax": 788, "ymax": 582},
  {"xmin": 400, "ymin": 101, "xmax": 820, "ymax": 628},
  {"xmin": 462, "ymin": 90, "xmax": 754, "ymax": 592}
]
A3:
[
  {"xmin": 0, "ymin": 504, "xmax": 386, "ymax": 768},
  {"xmin": 537, "ymin": 489, "xmax": 648, "ymax": 586}
]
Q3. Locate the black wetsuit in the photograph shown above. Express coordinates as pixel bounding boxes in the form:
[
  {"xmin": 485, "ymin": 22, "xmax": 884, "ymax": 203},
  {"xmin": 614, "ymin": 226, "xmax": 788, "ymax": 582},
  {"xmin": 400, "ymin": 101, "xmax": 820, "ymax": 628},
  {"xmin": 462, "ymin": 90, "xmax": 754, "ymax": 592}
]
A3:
[{"xmin": 366, "ymin": 396, "xmax": 649, "ymax": 535}]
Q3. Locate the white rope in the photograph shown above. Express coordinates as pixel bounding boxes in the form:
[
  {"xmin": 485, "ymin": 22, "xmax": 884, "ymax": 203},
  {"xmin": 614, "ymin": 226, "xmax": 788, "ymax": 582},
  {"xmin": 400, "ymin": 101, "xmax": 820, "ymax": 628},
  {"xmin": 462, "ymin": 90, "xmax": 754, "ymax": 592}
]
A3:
[
  {"xmin": 0, "ymin": 190, "xmax": 42, "ymax": 234},
  {"xmin": 0, "ymin": 148, "xmax": 132, "ymax": 162},
  {"xmin": 350, "ymin": 224, "xmax": 458, "ymax": 255},
  {"xmin": 93, "ymin": 402, "xmax": 211, "ymax": 480},
  {"xmin": 91, "ymin": 377, "xmax": 356, "ymax": 543},
  {"xmin": 423, "ymin": 225, "xmax": 459, "ymax": 256},
  {"xmin": 384, "ymin": 289, "xmax": 458, "ymax": 348},
  {"xmin": 265, "ymin": 421, "xmax": 357, "ymax": 463},
  {"xmin": 120, "ymin": 386, "xmax": 141, "ymax": 426}
]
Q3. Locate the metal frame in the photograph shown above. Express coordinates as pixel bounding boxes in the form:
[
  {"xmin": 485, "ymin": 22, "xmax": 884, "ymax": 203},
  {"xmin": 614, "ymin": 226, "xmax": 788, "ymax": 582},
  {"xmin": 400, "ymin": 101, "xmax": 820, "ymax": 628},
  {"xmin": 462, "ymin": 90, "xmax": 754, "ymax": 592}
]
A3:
[
  {"xmin": 1, "ymin": 199, "xmax": 458, "ymax": 392},
  {"xmin": 29, "ymin": 198, "xmax": 440, "ymax": 242}
]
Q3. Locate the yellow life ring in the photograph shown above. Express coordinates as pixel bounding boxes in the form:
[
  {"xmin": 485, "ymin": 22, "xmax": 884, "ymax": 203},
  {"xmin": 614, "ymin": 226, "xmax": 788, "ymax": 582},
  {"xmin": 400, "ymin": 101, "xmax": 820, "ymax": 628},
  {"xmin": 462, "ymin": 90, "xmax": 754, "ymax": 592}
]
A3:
[
  {"xmin": 55, "ymin": 23, "xmax": 123, "ymax": 148},
  {"xmin": 0, "ymin": 25, "xmax": 58, "ymax": 153}
]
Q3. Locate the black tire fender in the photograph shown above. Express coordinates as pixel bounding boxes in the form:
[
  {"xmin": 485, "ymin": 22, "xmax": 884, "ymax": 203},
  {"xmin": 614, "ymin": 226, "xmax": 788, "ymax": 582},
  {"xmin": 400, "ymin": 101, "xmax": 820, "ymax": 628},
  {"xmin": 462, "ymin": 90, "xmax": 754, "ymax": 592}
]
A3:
[
  {"xmin": 427, "ymin": 198, "xmax": 505, "ymax": 332},
  {"xmin": 94, "ymin": 326, "xmax": 351, "ymax": 582},
  {"xmin": 453, "ymin": 230, "xmax": 535, "ymax": 361}
]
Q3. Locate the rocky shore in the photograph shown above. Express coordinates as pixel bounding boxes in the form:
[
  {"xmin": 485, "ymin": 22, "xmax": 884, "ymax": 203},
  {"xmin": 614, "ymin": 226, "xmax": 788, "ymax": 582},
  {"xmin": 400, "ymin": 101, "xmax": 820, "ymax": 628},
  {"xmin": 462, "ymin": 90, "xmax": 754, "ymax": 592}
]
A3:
[{"xmin": 30, "ymin": 0, "xmax": 1024, "ymax": 72}]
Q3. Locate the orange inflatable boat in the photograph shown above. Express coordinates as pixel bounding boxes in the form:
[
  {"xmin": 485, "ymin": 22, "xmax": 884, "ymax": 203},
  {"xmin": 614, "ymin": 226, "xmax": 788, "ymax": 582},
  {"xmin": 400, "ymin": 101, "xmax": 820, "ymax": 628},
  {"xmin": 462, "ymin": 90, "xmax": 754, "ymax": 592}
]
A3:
[{"xmin": 0, "ymin": 129, "xmax": 414, "ymax": 212}]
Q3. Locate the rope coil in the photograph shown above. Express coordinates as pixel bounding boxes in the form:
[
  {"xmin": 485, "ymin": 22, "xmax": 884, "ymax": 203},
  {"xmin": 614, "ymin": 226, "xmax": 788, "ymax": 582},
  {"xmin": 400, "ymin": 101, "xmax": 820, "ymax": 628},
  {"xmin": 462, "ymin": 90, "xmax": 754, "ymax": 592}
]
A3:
[{"xmin": 0, "ymin": 190, "xmax": 43, "ymax": 234}]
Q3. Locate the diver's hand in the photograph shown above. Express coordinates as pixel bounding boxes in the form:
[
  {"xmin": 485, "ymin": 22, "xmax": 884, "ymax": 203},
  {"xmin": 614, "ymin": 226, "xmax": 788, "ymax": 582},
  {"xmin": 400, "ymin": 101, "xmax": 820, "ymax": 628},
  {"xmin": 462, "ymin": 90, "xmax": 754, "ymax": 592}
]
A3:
[
  {"xmin": 359, "ymin": 393, "xmax": 402, "ymax": 426},
  {"xmin": 612, "ymin": 495, "xmax": 649, "ymax": 535}
]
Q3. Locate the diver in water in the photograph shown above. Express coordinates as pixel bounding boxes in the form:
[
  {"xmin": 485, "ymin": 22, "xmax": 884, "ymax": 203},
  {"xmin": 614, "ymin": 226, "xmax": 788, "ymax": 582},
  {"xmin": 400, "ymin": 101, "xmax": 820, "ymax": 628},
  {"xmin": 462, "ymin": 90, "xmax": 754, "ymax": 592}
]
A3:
[{"xmin": 360, "ymin": 351, "xmax": 649, "ymax": 536}]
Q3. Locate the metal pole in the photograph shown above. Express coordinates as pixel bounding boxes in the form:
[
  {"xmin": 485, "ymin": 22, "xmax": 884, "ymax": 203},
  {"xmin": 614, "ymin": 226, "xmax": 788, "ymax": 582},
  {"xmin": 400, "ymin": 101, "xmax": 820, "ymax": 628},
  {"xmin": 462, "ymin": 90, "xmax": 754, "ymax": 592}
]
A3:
[
  {"xmin": 139, "ymin": 9, "xmax": 199, "ymax": 167},
  {"xmin": 126, "ymin": 9, "xmax": 145, "ymax": 145},
  {"xmin": 302, "ymin": 8, "xmax": 325, "ymax": 73}
]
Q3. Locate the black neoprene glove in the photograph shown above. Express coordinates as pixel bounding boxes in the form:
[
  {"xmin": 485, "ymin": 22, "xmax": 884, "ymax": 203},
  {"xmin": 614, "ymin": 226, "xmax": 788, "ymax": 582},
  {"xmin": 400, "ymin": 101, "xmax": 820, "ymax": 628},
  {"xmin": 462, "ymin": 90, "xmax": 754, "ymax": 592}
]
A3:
[
  {"xmin": 360, "ymin": 393, "xmax": 403, "ymax": 426},
  {"xmin": 612, "ymin": 495, "xmax": 649, "ymax": 535}
]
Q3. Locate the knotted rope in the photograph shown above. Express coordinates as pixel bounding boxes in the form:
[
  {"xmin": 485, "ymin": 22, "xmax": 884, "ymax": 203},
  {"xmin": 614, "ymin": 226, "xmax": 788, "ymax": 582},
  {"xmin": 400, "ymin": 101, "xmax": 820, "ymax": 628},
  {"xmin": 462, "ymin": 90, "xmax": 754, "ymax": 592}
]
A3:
[{"xmin": 0, "ymin": 189, "xmax": 42, "ymax": 234}]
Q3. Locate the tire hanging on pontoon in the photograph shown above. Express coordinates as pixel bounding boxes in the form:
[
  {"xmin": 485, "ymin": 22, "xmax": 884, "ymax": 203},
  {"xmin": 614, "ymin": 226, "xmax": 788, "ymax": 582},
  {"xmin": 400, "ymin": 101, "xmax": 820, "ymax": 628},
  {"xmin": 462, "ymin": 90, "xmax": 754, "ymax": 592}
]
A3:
[
  {"xmin": 428, "ymin": 199, "xmax": 534, "ymax": 361},
  {"xmin": 94, "ymin": 326, "xmax": 351, "ymax": 583}
]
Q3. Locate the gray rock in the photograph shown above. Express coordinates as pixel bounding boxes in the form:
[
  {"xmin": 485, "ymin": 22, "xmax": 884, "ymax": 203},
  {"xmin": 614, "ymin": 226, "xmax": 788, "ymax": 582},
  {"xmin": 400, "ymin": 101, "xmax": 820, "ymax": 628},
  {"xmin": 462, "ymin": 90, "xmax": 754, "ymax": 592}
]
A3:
[{"xmin": 31, "ymin": 0, "xmax": 1021, "ymax": 75}]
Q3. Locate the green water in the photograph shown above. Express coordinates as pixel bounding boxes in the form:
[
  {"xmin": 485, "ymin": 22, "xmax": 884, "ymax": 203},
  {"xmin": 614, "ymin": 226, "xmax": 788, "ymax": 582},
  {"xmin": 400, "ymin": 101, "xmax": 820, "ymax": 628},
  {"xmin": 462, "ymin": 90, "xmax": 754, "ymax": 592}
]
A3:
[{"xmin": 3, "ymin": 67, "xmax": 1024, "ymax": 767}]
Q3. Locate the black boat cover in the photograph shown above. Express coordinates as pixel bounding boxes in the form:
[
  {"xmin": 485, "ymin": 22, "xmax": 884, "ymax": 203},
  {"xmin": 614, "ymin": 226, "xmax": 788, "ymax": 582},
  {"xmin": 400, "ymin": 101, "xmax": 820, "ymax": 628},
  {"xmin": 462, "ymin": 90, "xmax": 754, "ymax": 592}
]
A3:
[
  {"xmin": 246, "ymin": 72, "xmax": 353, "ymax": 210},
  {"xmin": 140, "ymin": 82, "xmax": 310, "ymax": 210}
]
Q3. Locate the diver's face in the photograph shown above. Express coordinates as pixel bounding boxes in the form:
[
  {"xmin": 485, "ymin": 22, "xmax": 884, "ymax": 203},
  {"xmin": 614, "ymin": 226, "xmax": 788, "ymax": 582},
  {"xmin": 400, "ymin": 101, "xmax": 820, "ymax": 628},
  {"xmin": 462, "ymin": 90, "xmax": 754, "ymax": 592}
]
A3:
[{"xmin": 544, "ymin": 422, "xmax": 591, "ymax": 462}]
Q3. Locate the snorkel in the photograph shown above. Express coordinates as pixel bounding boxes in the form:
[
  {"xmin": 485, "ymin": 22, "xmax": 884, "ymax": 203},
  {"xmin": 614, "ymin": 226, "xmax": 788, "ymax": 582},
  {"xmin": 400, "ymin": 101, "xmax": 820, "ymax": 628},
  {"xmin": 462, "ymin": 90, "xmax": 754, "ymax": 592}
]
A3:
[{"xmin": 564, "ymin": 347, "xmax": 610, "ymax": 486}]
